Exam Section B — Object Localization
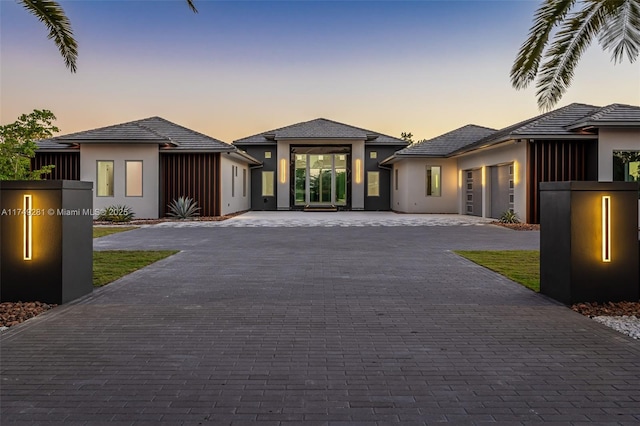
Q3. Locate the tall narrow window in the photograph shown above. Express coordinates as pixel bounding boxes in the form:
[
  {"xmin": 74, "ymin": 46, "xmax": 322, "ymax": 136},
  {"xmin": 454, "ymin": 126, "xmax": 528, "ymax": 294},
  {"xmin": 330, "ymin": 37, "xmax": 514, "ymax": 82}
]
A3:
[
  {"xmin": 394, "ymin": 169, "xmax": 398, "ymax": 191},
  {"xmin": 242, "ymin": 169, "xmax": 247, "ymax": 197},
  {"xmin": 367, "ymin": 171, "xmax": 380, "ymax": 196},
  {"xmin": 125, "ymin": 161, "xmax": 143, "ymax": 197},
  {"xmin": 231, "ymin": 166, "xmax": 236, "ymax": 197},
  {"xmin": 426, "ymin": 165, "xmax": 441, "ymax": 197},
  {"xmin": 262, "ymin": 171, "xmax": 274, "ymax": 196},
  {"xmin": 97, "ymin": 161, "xmax": 114, "ymax": 197}
]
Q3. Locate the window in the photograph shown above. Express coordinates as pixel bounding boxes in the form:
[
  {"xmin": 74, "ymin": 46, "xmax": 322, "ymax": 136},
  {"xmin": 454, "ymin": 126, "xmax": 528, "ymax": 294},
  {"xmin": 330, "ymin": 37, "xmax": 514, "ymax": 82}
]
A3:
[
  {"xmin": 243, "ymin": 169, "xmax": 247, "ymax": 197},
  {"xmin": 262, "ymin": 171, "xmax": 274, "ymax": 196},
  {"xmin": 264, "ymin": 151, "xmax": 272, "ymax": 159},
  {"xmin": 613, "ymin": 151, "xmax": 640, "ymax": 182},
  {"xmin": 231, "ymin": 166, "xmax": 236, "ymax": 197},
  {"xmin": 125, "ymin": 161, "xmax": 143, "ymax": 197},
  {"xmin": 426, "ymin": 165, "xmax": 441, "ymax": 197},
  {"xmin": 370, "ymin": 151, "xmax": 377, "ymax": 159},
  {"xmin": 394, "ymin": 169, "xmax": 398, "ymax": 190},
  {"xmin": 367, "ymin": 172, "xmax": 380, "ymax": 197},
  {"xmin": 97, "ymin": 161, "xmax": 114, "ymax": 197}
]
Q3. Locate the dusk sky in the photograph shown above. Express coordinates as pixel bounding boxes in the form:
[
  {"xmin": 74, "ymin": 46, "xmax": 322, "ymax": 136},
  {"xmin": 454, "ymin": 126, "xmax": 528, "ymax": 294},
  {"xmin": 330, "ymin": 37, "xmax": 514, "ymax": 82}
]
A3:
[{"xmin": 1, "ymin": 0, "xmax": 639, "ymax": 143}]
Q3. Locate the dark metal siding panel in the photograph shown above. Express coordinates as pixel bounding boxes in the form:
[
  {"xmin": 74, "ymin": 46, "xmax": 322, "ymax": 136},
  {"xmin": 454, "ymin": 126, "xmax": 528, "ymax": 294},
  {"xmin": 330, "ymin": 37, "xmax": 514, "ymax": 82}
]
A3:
[
  {"xmin": 159, "ymin": 153, "xmax": 220, "ymax": 217},
  {"xmin": 239, "ymin": 146, "xmax": 276, "ymax": 210},
  {"xmin": 364, "ymin": 146, "xmax": 399, "ymax": 211},
  {"xmin": 32, "ymin": 152, "xmax": 80, "ymax": 180},
  {"xmin": 527, "ymin": 140, "xmax": 596, "ymax": 224}
]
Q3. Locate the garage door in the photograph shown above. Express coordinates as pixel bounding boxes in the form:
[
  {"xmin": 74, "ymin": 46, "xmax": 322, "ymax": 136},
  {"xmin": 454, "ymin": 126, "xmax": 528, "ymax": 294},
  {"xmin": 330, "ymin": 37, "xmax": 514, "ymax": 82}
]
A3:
[
  {"xmin": 464, "ymin": 169, "xmax": 482, "ymax": 216},
  {"xmin": 490, "ymin": 163, "xmax": 514, "ymax": 219}
]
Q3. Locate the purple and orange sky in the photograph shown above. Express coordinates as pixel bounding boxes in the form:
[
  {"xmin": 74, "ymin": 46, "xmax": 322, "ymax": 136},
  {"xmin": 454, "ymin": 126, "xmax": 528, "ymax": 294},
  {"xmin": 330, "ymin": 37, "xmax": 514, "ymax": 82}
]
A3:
[{"xmin": 1, "ymin": 0, "xmax": 639, "ymax": 142}]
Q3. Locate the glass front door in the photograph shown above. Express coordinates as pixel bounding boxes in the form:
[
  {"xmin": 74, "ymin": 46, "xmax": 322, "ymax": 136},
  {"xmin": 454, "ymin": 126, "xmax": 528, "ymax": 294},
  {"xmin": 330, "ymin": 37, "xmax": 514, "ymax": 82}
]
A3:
[{"xmin": 294, "ymin": 152, "xmax": 348, "ymax": 206}]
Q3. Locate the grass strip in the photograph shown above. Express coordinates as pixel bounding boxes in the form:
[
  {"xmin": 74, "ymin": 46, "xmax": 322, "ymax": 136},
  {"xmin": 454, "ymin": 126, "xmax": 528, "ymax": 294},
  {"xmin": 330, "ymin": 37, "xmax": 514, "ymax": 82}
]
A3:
[
  {"xmin": 93, "ymin": 227, "xmax": 138, "ymax": 239},
  {"xmin": 454, "ymin": 250, "xmax": 540, "ymax": 292},
  {"xmin": 93, "ymin": 250, "xmax": 178, "ymax": 287}
]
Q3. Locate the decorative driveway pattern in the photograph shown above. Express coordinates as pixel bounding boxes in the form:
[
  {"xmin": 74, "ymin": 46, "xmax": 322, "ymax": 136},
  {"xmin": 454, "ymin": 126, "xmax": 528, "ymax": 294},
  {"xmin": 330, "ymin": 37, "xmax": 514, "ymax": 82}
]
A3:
[
  {"xmin": 2, "ymin": 224, "xmax": 640, "ymax": 425},
  {"xmin": 150, "ymin": 212, "xmax": 494, "ymax": 228}
]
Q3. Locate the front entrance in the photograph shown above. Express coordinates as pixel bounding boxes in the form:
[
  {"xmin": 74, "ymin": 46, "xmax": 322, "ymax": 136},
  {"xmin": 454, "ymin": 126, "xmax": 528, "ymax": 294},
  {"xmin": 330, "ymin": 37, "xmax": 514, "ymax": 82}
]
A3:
[{"xmin": 292, "ymin": 146, "xmax": 351, "ymax": 209}]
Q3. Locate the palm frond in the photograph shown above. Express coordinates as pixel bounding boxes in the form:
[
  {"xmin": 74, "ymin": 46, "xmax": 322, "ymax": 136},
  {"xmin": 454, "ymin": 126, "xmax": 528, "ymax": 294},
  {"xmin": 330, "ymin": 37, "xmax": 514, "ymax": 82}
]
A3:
[
  {"xmin": 21, "ymin": 0, "xmax": 78, "ymax": 72},
  {"xmin": 186, "ymin": 0, "xmax": 198, "ymax": 13},
  {"xmin": 535, "ymin": 1, "xmax": 610, "ymax": 110},
  {"xmin": 510, "ymin": 0, "xmax": 576, "ymax": 90},
  {"xmin": 598, "ymin": 0, "xmax": 640, "ymax": 63}
]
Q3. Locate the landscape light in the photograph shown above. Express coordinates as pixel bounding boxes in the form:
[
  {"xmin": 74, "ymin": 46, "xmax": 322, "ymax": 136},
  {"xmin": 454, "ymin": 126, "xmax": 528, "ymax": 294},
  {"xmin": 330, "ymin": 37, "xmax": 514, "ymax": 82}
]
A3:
[
  {"xmin": 602, "ymin": 196, "xmax": 611, "ymax": 262},
  {"xmin": 23, "ymin": 194, "xmax": 32, "ymax": 261}
]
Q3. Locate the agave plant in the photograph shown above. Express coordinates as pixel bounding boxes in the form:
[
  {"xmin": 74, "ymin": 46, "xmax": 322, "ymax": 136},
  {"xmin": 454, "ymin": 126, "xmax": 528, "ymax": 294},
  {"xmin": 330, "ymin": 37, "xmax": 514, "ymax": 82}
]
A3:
[
  {"xmin": 97, "ymin": 205, "xmax": 135, "ymax": 223},
  {"xmin": 499, "ymin": 210, "xmax": 520, "ymax": 224},
  {"xmin": 167, "ymin": 196, "xmax": 201, "ymax": 219}
]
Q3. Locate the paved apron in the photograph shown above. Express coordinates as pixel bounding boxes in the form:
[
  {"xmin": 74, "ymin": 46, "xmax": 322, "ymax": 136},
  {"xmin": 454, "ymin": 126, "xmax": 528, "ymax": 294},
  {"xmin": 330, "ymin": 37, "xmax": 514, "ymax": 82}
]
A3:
[{"xmin": 2, "ymin": 221, "xmax": 639, "ymax": 425}]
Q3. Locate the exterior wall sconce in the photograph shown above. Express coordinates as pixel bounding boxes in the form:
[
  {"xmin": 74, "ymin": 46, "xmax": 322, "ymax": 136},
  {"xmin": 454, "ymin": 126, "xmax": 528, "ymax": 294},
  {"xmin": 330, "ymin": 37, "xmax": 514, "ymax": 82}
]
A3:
[
  {"xmin": 602, "ymin": 195, "xmax": 611, "ymax": 262},
  {"xmin": 23, "ymin": 194, "xmax": 32, "ymax": 261},
  {"xmin": 279, "ymin": 158, "xmax": 287, "ymax": 184},
  {"xmin": 355, "ymin": 159, "xmax": 362, "ymax": 184}
]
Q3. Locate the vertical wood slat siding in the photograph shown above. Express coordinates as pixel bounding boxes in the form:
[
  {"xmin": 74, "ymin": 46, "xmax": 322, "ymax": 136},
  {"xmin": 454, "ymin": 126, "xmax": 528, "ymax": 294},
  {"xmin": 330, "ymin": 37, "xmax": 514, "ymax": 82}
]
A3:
[
  {"xmin": 160, "ymin": 153, "xmax": 220, "ymax": 217},
  {"xmin": 32, "ymin": 152, "xmax": 80, "ymax": 180},
  {"xmin": 527, "ymin": 140, "xmax": 589, "ymax": 224}
]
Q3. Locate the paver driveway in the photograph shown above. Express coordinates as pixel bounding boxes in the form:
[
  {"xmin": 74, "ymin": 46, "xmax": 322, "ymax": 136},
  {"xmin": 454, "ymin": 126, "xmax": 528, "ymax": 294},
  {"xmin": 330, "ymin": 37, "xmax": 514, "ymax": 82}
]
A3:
[{"xmin": 2, "ymin": 222, "xmax": 639, "ymax": 425}]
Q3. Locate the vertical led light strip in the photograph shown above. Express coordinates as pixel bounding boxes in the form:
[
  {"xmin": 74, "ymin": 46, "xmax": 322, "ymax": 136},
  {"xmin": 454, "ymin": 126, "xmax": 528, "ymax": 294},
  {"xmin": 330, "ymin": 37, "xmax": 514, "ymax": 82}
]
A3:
[
  {"xmin": 280, "ymin": 158, "xmax": 287, "ymax": 183},
  {"xmin": 602, "ymin": 196, "xmax": 611, "ymax": 262},
  {"xmin": 355, "ymin": 159, "xmax": 362, "ymax": 184},
  {"xmin": 23, "ymin": 194, "xmax": 32, "ymax": 261}
]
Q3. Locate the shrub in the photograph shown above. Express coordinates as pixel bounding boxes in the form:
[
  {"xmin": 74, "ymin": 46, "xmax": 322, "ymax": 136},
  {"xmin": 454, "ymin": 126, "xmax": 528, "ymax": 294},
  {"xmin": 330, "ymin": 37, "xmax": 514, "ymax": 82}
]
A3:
[
  {"xmin": 499, "ymin": 210, "xmax": 520, "ymax": 224},
  {"xmin": 167, "ymin": 196, "xmax": 200, "ymax": 219},
  {"xmin": 97, "ymin": 205, "xmax": 135, "ymax": 223}
]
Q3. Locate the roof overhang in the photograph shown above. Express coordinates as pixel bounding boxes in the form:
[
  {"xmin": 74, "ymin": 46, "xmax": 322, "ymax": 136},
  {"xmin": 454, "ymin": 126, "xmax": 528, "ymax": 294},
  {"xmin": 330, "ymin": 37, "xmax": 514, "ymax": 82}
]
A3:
[
  {"xmin": 55, "ymin": 139, "xmax": 179, "ymax": 146},
  {"xmin": 566, "ymin": 121, "xmax": 640, "ymax": 131},
  {"xmin": 450, "ymin": 134, "xmax": 599, "ymax": 157}
]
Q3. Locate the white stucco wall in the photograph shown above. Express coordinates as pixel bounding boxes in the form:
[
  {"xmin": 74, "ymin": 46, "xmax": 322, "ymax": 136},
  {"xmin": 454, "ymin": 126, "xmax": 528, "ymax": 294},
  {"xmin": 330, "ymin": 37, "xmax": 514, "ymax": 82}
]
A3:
[
  {"xmin": 597, "ymin": 128, "xmax": 640, "ymax": 181},
  {"xmin": 220, "ymin": 154, "xmax": 251, "ymax": 216},
  {"xmin": 276, "ymin": 139, "xmax": 365, "ymax": 210},
  {"xmin": 455, "ymin": 142, "xmax": 528, "ymax": 221},
  {"xmin": 80, "ymin": 143, "xmax": 159, "ymax": 219},
  {"xmin": 391, "ymin": 158, "xmax": 458, "ymax": 213},
  {"xmin": 598, "ymin": 128, "xmax": 640, "ymax": 225}
]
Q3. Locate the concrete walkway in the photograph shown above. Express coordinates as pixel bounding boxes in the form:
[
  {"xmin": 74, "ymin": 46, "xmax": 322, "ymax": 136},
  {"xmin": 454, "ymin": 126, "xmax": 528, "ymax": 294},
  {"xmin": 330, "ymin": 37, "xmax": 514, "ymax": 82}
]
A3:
[
  {"xmin": 2, "ymin": 223, "xmax": 639, "ymax": 425},
  {"xmin": 149, "ymin": 211, "xmax": 494, "ymax": 228}
]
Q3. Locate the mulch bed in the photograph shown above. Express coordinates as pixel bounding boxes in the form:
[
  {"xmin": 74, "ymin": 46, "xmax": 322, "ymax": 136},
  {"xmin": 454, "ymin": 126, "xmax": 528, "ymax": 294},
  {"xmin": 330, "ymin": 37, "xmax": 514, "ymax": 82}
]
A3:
[
  {"xmin": 0, "ymin": 301, "xmax": 57, "ymax": 328},
  {"xmin": 571, "ymin": 301, "xmax": 640, "ymax": 318},
  {"xmin": 94, "ymin": 211, "xmax": 246, "ymax": 226},
  {"xmin": 491, "ymin": 221, "xmax": 540, "ymax": 231}
]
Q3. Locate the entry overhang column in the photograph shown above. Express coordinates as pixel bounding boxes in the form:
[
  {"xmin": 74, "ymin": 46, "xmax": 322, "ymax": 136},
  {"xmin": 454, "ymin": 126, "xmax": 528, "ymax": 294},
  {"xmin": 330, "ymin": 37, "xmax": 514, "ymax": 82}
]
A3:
[
  {"xmin": 352, "ymin": 140, "xmax": 365, "ymax": 210},
  {"xmin": 277, "ymin": 140, "xmax": 290, "ymax": 210}
]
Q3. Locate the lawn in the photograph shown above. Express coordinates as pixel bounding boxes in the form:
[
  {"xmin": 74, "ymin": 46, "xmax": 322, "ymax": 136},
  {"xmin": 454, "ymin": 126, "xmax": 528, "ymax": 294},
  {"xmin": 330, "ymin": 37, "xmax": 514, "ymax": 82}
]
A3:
[
  {"xmin": 93, "ymin": 226, "xmax": 138, "ymax": 238},
  {"xmin": 93, "ymin": 250, "xmax": 178, "ymax": 287},
  {"xmin": 454, "ymin": 250, "xmax": 540, "ymax": 292}
]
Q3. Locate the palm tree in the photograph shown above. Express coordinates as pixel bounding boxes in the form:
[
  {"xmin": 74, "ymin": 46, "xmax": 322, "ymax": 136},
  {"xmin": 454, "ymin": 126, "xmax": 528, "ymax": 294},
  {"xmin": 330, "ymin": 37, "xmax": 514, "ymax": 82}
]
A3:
[
  {"xmin": 511, "ymin": 0, "xmax": 640, "ymax": 111},
  {"xmin": 21, "ymin": 0, "xmax": 198, "ymax": 73}
]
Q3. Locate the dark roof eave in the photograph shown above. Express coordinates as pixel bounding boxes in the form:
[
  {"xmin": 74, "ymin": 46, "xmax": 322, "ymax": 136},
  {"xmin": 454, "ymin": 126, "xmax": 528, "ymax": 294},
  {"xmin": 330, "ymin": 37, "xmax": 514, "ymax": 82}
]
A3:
[
  {"xmin": 55, "ymin": 139, "xmax": 178, "ymax": 146},
  {"xmin": 566, "ymin": 121, "xmax": 640, "ymax": 130},
  {"xmin": 450, "ymin": 133, "xmax": 598, "ymax": 157}
]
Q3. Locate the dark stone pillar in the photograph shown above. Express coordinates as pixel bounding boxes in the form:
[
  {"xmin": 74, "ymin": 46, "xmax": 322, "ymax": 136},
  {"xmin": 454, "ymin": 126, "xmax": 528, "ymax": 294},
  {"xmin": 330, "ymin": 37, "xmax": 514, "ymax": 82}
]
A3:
[
  {"xmin": 539, "ymin": 181, "xmax": 639, "ymax": 304},
  {"xmin": 1, "ymin": 180, "xmax": 93, "ymax": 304}
]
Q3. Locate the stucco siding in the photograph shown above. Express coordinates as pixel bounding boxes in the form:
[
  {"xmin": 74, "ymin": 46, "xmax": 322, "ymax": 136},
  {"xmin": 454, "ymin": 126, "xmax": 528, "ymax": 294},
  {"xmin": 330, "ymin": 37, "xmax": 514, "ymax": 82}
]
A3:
[
  {"xmin": 80, "ymin": 144, "xmax": 159, "ymax": 219},
  {"xmin": 598, "ymin": 128, "xmax": 640, "ymax": 225},
  {"xmin": 455, "ymin": 142, "xmax": 527, "ymax": 221},
  {"xmin": 392, "ymin": 158, "xmax": 458, "ymax": 213},
  {"xmin": 598, "ymin": 128, "xmax": 640, "ymax": 181},
  {"xmin": 220, "ymin": 154, "xmax": 251, "ymax": 216}
]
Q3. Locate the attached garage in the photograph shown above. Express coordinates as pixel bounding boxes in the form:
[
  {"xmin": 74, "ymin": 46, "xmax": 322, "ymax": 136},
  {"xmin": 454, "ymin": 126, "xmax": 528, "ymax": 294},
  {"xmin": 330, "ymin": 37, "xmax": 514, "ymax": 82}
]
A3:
[
  {"xmin": 464, "ymin": 168, "xmax": 482, "ymax": 216},
  {"xmin": 489, "ymin": 163, "xmax": 514, "ymax": 219}
]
